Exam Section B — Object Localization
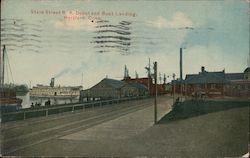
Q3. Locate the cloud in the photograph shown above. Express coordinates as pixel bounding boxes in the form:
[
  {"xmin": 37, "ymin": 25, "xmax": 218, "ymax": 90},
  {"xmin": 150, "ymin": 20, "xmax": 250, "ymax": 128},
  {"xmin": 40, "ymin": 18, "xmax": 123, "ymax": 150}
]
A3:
[
  {"xmin": 146, "ymin": 12, "xmax": 193, "ymax": 29},
  {"xmin": 54, "ymin": 11, "xmax": 96, "ymax": 31}
]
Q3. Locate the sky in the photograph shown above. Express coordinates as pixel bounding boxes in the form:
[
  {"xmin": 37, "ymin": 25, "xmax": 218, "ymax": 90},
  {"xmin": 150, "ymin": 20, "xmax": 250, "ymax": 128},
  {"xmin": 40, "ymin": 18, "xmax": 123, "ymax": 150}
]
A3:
[{"xmin": 1, "ymin": 0, "xmax": 249, "ymax": 89}]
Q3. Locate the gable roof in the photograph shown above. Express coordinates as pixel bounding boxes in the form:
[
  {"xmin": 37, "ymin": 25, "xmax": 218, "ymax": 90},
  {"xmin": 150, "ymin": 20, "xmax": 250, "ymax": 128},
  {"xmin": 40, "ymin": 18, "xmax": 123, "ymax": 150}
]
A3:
[
  {"xmin": 225, "ymin": 73, "xmax": 244, "ymax": 81},
  {"xmin": 185, "ymin": 71, "xmax": 227, "ymax": 84},
  {"xmin": 244, "ymin": 67, "xmax": 250, "ymax": 73},
  {"xmin": 128, "ymin": 82, "xmax": 148, "ymax": 90},
  {"xmin": 102, "ymin": 78, "xmax": 126, "ymax": 89},
  {"xmin": 89, "ymin": 78, "xmax": 126, "ymax": 90}
]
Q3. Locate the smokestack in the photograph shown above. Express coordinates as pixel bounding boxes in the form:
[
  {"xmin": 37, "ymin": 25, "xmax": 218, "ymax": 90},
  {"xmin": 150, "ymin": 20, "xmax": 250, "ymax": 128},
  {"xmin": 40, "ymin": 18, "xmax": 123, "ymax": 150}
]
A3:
[
  {"xmin": 180, "ymin": 48, "xmax": 183, "ymax": 81},
  {"xmin": 201, "ymin": 66, "xmax": 205, "ymax": 72},
  {"xmin": 50, "ymin": 78, "xmax": 55, "ymax": 87}
]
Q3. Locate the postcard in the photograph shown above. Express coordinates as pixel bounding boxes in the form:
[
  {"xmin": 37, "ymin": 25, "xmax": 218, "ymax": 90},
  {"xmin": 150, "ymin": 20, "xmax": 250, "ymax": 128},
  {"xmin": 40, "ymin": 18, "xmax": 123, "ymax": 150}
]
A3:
[{"xmin": 0, "ymin": 0, "xmax": 249, "ymax": 157}]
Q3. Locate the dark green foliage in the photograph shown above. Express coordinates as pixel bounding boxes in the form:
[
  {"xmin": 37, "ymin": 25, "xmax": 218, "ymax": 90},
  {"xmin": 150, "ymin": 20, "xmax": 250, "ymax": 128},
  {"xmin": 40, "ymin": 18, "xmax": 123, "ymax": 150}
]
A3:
[
  {"xmin": 159, "ymin": 100, "xmax": 250, "ymax": 124},
  {"xmin": 15, "ymin": 84, "xmax": 29, "ymax": 95},
  {"xmin": 2, "ymin": 84, "xmax": 29, "ymax": 96}
]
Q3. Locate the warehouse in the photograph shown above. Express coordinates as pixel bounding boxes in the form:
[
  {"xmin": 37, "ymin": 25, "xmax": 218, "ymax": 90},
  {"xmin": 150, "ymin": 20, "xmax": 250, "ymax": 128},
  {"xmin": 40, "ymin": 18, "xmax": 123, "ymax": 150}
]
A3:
[{"xmin": 80, "ymin": 78, "xmax": 148, "ymax": 102}]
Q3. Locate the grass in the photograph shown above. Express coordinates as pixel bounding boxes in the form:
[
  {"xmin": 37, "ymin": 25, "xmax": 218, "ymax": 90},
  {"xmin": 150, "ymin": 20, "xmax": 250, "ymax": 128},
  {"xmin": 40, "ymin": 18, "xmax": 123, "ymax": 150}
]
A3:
[{"xmin": 158, "ymin": 100, "xmax": 250, "ymax": 124}]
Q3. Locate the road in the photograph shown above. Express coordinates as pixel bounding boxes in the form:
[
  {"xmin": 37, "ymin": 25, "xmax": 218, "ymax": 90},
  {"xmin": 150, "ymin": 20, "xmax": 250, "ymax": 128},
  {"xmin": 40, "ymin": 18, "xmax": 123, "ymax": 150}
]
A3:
[
  {"xmin": 1, "ymin": 96, "xmax": 248, "ymax": 157},
  {"xmin": 1, "ymin": 95, "xmax": 173, "ymax": 156}
]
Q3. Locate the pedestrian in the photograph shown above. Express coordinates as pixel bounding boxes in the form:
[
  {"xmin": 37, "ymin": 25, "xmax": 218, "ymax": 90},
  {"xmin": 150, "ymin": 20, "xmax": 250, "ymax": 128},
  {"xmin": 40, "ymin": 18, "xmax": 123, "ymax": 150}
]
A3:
[
  {"xmin": 48, "ymin": 98, "xmax": 51, "ymax": 105},
  {"xmin": 31, "ymin": 102, "xmax": 34, "ymax": 108}
]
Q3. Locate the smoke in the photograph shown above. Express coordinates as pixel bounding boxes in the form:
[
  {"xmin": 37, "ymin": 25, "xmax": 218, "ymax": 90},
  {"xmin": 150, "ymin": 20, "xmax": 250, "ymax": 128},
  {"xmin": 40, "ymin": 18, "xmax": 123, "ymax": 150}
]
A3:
[
  {"xmin": 180, "ymin": 27, "xmax": 215, "ymax": 49},
  {"xmin": 53, "ymin": 68, "xmax": 71, "ymax": 78},
  {"xmin": 53, "ymin": 62, "xmax": 88, "ymax": 78}
]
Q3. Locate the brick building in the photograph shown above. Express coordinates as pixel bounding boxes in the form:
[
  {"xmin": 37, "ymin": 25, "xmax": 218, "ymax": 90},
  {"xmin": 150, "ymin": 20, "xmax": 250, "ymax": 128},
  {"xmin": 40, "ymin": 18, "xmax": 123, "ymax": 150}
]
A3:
[
  {"xmin": 172, "ymin": 66, "xmax": 250, "ymax": 98},
  {"xmin": 123, "ymin": 77, "xmax": 167, "ymax": 95}
]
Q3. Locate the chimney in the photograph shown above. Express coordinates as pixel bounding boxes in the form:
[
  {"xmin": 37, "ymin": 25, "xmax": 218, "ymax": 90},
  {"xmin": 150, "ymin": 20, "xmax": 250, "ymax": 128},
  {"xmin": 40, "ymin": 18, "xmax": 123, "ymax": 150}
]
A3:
[
  {"xmin": 180, "ymin": 48, "xmax": 183, "ymax": 81},
  {"xmin": 201, "ymin": 66, "xmax": 205, "ymax": 73},
  {"xmin": 50, "ymin": 78, "xmax": 55, "ymax": 87}
]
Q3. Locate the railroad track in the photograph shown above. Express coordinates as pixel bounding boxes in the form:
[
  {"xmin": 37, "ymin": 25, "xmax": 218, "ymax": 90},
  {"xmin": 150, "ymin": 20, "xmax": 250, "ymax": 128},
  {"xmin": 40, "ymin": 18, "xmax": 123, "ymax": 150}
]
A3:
[
  {"xmin": 2, "ymin": 98, "xmax": 156, "ymax": 155},
  {"xmin": 2, "ymin": 98, "xmax": 152, "ymax": 138}
]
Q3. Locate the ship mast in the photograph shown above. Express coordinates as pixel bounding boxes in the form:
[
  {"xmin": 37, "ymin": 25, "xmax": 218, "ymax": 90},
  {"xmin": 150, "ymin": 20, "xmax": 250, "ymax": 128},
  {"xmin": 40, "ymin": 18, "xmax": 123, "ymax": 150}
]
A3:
[
  {"xmin": 2, "ymin": 45, "xmax": 6, "ymax": 88},
  {"xmin": 0, "ymin": 45, "xmax": 6, "ymax": 89},
  {"xmin": 0, "ymin": 45, "xmax": 2, "ymax": 89}
]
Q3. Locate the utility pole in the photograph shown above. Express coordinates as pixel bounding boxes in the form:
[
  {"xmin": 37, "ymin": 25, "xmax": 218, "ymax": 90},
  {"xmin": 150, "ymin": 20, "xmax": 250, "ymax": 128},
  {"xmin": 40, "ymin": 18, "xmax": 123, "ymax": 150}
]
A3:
[
  {"xmin": 180, "ymin": 48, "xmax": 183, "ymax": 81},
  {"xmin": 159, "ymin": 72, "xmax": 162, "ymax": 84},
  {"xmin": 163, "ymin": 73, "xmax": 166, "ymax": 85},
  {"xmin": 135, "ymin": 71, "xmax": 138, "ymax": 78},
  {"xmin": 148, "ymin": 58, "xmax": 151, "ymax": 95},
  {"xmin": 180, "ymin": 48, "xmax": 183, "ymax": 101},
  {"xmin": 154, "ymin": 61, "xmax": 157, "ymax": 124},
  {"xmin": 124, "ymin": 65, "xmax": 127, "ymax": 79},
  {"xmin": 173, "ymin": 73, "xmax": 176, "ymax": 105},
  {"xmin": 180, "ymin": 48, "xmax": 184, "ymax": 101}
]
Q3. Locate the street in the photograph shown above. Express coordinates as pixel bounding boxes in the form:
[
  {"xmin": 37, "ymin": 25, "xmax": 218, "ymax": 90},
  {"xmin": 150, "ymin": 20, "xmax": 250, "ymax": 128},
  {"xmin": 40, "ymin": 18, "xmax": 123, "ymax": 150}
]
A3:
[
  {"xmin": 1, "ymin": 95, "xmax": 172, "ymax": 156},
  {"xmin": 1, "ymin": 96, "xmax": 248, "ymax": 157}
]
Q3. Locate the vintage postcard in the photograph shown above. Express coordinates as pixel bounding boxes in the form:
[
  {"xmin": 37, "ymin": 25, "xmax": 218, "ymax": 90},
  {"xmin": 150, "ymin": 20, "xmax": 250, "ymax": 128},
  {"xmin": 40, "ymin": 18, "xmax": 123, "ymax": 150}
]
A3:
[{"xmin": 0, "ymin": 0, "xmax": 249, "ymax": 157}]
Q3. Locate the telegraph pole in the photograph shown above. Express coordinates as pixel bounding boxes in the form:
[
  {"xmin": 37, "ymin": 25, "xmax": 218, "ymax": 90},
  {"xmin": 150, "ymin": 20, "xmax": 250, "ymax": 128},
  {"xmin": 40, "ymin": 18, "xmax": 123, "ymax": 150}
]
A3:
[
  {"xmin": 154, "ymin": 61, "xmax": 157, "ymax": 124},
  {"xmin": 180, "ymin": 48, "xmax": 183, "ymax": 101},
  {"xmin": 173, "ymin": 73, "xmax": 176, "ymax": 105},
  {"xmin": 148, "ymin": 58, "xmax": 151, "ymax": 95}
]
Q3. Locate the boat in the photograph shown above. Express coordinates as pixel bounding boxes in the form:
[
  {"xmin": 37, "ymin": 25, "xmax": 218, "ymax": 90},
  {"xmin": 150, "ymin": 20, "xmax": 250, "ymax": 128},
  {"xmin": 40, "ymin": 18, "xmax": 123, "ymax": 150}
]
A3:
[{"xmin": 0, "ymin": 45, "xmax": 22, "ymax": 112}]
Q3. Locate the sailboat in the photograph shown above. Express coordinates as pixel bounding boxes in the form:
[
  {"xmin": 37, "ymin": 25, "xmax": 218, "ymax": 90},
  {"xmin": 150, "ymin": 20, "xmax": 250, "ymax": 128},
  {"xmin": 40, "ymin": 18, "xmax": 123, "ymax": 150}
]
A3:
[{"xmin": 0, "ymin": 45, "xmax": 22, "ymax": 112}]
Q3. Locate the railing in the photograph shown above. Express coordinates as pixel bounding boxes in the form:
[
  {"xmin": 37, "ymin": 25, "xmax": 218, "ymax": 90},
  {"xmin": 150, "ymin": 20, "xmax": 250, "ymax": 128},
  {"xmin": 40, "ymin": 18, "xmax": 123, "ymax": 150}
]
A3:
[{"xmin": 1, "ymin": 96, "xmax": 149, "ymax": 123}]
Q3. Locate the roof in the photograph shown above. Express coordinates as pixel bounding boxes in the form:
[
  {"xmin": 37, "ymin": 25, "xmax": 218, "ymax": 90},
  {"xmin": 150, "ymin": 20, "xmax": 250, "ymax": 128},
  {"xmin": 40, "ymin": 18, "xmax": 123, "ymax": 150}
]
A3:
[
  {"xmin": 102, "ymin": 78, "xmax": 126, "ymax": 89},
  {"xmin": 244, "ymin": 67, "xmax": 250, "ymax": 73},
  {"xmin": 172, "ymin": 79, "xmax": 182, "ymax": 84},
  {"xmin": 128, "ymin": 82, "xmax": 148, "ymax": 90},
  {"xmin": 123, "ymin": 77, "xmax": 153, "ymax": 85},
  {"xmin": 182, "ymin": 67, "xmax": 248, "ymax": 84},
  {"xmin": 225, "ymin": 73, "xmax": 244, "ymax": 81},
  {"xmin": 89, "ymin": 78, "xmax": 150, "ymax": 91},
  {"xmin": 211, "ymin": 71, "xmax": 225, "ymax": 78},
  {"xmin": 185, "ymin": 71, "xmax": 227, "ymax": 84}
]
